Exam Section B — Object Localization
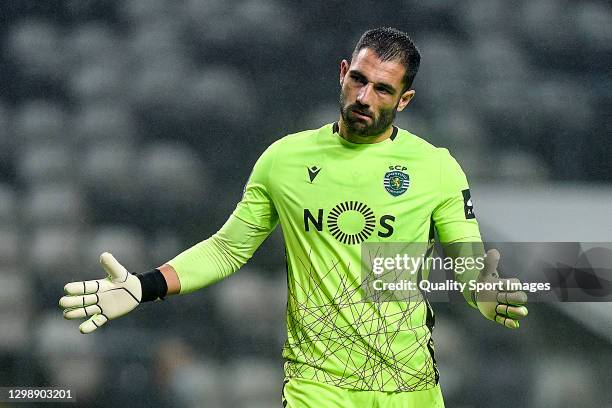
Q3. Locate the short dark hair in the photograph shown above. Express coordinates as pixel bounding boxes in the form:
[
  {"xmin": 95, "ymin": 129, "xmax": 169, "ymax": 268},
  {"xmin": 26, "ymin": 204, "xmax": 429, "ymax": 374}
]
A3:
[{"xmin": 352, "ymin": 27, "xmax": 421, "ymax": 91}]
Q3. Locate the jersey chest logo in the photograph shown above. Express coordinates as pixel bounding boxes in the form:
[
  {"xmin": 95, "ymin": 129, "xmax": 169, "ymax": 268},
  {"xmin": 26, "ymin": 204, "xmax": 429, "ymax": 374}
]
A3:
[
  {"xmin": 304, "ymin": 201, "xmax": 395, "ymax": 245},
  {"xmin": 384, "ymin": 165, "xmax": 410, "ymax": 197}
]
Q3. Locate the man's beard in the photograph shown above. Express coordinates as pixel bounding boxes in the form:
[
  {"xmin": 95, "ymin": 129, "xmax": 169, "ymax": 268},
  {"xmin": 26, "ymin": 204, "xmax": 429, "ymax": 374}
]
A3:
[{"xmin": 339, "ymin": 90, "xmax": 398, "ymax": 137}]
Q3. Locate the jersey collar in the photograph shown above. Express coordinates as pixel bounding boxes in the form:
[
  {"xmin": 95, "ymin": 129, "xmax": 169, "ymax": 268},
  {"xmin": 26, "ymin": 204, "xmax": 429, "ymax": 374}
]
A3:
[{"xmin": 332, "ymin": 122, "xmax": 398, "ymax": 141}]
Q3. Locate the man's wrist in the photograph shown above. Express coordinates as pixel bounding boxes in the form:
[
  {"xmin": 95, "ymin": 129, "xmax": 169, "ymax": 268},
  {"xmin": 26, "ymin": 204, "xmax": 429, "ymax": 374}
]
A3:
[{"xmin": 136, "ymin": 269, "xmax": 168, "ymax": 302}]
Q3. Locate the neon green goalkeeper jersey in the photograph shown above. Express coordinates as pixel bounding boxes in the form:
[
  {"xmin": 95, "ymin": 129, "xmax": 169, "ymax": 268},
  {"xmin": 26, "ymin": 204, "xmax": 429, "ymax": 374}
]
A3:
[{"xmin": 170, "ymin": 122, "xmax": 481, "ymax": 392}]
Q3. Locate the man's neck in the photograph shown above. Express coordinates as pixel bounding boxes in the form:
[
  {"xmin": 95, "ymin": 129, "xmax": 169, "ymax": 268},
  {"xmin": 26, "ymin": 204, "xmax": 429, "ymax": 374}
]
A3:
[{"xmin": 337, "ymin": 118, "xmax": 393, "ymax": 144}]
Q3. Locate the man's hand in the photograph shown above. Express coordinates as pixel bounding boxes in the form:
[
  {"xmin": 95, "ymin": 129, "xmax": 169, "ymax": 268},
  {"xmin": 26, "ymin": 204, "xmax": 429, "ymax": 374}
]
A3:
[
  {"xmin": 59, "ymin": 252, "xmax": 142, "ymax": 334},
  {"xmin": 475, "ymin": 249, "xmax": 528, "ymax": 329}
]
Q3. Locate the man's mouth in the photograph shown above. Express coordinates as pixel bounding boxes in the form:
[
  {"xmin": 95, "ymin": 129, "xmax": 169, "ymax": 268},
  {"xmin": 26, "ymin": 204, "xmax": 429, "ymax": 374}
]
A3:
[{"xmin": 351, "ymin": 109, "xmax": 372, "ymax": 120}]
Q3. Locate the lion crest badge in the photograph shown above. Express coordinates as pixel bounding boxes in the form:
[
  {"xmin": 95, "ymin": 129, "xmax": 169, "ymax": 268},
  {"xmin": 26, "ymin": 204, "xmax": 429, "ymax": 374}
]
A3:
[{"xmin": 384, "ymin": 170, "xmax": 410, "ymax": 196}]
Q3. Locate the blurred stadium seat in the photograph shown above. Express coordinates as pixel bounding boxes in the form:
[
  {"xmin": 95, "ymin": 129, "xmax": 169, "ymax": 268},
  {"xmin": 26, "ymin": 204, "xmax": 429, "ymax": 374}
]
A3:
[
  {"xmin": 136, "ymin": 142, "xmax": 207, "ymax": 209},
  {"xmin": 79, "ymin": 142, "xmax": 138, "ymax": 201},
  {"xmin": 170, "ymin": 360, "xmax": 224, "ymax": 408},
  {"xmin": 456, "ymin": 0, "xmax": 520, "ymax": 37},
  {"xmin": 7, "ymin": 19, "xmax": 65, "ymax": 81},
  {"xmin": 0, "ymin": 273, "xmax": 31, "ymax": 351},
  {"xmin": 121, "ymin": 0, "xmax": 179, "ymax": 25},
  {"xmin": 521, "ymin": 0, "xmax": 575, "ymax": 52},
  {"xmin": 29, "ymin": 225, "xmax": 82, "ymax": 278},
  {"xmin": 574, "ymin": 2, "xmax": 612, "ymax": 51},
  {"xmin": 431, "ymin": 108, "xmax": 486, "ymax": 149},
  {"xmin": 531, "ymin": 354, "xmax": 598, "ymax": 408},
  {"xmin": 184, "ymin": 0, "xmax": 297, "ymax": 46},
  {"xmin": 0, "ymin": 184, "xmax": 17, "ymax": 226},
  {"xmin": 22, "ymin": 183, "xmax": 87, "ymax": 226},
  {"xmin": 69, "ymin": 62, "xmax": 127, "ymax": 103},
  {"xmin": 127, "ymin": 20, "xmax": 186, "ymax": 64},
  {"xmin": 71, "ymin": 103, "xmax": 137, "ymax": 147},
  {"xmin": 225, "ymin": 358, "xmax": 283, "ymax": 408},
  {"xmin": 496, "ymin": 149, "xmax": 550, "ymax": 181},
  {"xmin": 35, "ymin": 313, "xmax": 103, "ymax": 402},
  {"xmin": 415, "ymin": 35, "xmax": 468, "ymax": 110},
  {"xmin": 184, "ymin": 66, "xmax": 255, "ymax": 122},
  {"xmin": 145, "ymin": 228, "xmax": 183, "ymax": 268},
  {"xmin": 0, "ymin": 102, "xmax": 12, "ymax": 174},
  {"xmin": 17, "ymin": 143, "xmax": 75, "ymax": 185},
  {"xmin": 13, "ymin": 100, "xmax": 67, "ymax": 144},
  {"xmin": 83, "ymin": 225, "xmax": 147, "ymax": 273},
  {"xmin": 0, "ymin": 228, "xmax": 20, "ymax": 267},
  {"xmin": 65, "ymin": 22, "xmax": 121, "ymax": 68},
  {"xmin": 214, "ymin": 270, "xmax": 286, "ymax": 342},
  {"xmin": 471, "ymin": 36, "xmax": 529, "ymax": 85},
  {"xmin": 128, "ymin": 57, "xmax": 192, "ymax": 117}
]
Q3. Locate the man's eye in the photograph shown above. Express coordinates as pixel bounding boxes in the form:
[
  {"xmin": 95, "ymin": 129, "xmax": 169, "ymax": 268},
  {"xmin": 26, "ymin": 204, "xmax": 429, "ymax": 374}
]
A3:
[
  {"xmin": 376, "ymin": 87, "xmax": 390, "ymax": 94},
  {"xmin": 350, "ymin": 74, "xmax": 365, "ymax": 84}
]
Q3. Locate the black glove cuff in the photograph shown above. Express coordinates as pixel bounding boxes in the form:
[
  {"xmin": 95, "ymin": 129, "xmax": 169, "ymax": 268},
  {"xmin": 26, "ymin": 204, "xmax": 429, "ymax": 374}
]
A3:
[{"xmin": 136, "ymin": 269, "xmax": 168, "ymax": 302}]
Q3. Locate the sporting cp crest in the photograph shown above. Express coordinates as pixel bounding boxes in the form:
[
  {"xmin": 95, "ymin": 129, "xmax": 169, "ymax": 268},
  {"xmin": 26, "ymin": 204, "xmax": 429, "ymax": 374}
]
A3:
[{"xmin": 384, "ymin": 170, "xmax": 410, "ymax": 196}]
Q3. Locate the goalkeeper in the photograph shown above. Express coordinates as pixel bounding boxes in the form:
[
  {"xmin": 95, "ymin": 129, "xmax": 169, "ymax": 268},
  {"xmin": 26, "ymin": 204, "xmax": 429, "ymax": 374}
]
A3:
[{"xmin": 59, "ymin": 27, "xmax": 527, "ymax": 407}]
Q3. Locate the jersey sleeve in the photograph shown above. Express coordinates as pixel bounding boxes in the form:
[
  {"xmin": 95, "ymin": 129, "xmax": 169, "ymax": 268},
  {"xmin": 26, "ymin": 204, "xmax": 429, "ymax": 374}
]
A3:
[
  {"xmin": 232, "ymin": 141, "xmax": 280, "ymax": 229},
  {"xmin": 432, "ymin": 149, "xmax": 483, "ymax": 308},
  {"xmin": 432, "ymin": 148, "xmax": 481, "ymax": 244},
  {"xmin": 167, "ymin": 142, "xmax": 280, "ymax": 293}
]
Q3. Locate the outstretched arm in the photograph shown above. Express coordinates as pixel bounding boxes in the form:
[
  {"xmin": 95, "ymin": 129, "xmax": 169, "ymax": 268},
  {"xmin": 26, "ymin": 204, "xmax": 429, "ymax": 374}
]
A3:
[
  {"xmin": 59, "ymin": 140, "xmax": 282, "ymax": 333},
  {"xmin": 59, "ymin": 214, "xmax": 276, "ymax": 333}
]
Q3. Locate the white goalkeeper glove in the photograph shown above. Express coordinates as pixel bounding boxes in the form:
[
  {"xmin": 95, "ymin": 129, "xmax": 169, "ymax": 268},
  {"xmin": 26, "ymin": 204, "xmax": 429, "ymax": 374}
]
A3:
[
  {"xmin": 59, "ymin": 252, "xmax": 142, "ymax": 334},
  {"xmin": 474, "ymin": 249, "xmax": 529, "ymax": 329}
]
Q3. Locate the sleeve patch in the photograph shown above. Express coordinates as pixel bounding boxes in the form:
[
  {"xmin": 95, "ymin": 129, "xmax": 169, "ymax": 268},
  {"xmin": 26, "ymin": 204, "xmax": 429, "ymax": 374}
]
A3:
[{"xmin": 462, "ymin": 189, "xmax": 476, "ymax": 219}]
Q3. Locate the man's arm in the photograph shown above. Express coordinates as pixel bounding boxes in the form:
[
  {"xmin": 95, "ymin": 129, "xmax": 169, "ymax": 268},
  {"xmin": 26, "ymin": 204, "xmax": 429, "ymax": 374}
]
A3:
[
  {"xmin": 59, "ymin": 140, "xmax": 282, "ymax": 333},
  {"xmin": 432, "ymin": 148, "xmax": 484, "ymax": 307},
  {"xmin": 432, "ymin": 149, "xmax": 528, "ymax": 328},
  {"xmin": 162, "ymin": 213, "xmax": 276, "ymax": 294},
  {"xmin": 59, "ymin": 213, "xmax": 276, "ymax": 333}
]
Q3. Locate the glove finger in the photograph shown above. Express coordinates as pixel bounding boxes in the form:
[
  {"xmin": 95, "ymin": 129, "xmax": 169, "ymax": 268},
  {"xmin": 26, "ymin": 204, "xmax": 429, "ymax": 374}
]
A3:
[
  {"xmin": 65, "ymin": 279, "xmax": 106, "ymax": 295},
  {"xmin": 79, "ymin": 314, "xmax": 108, "ymax": 334},
  {"xmin": 497, "ymin": 290, "xmax": 528, "ymax": 305},
  {"xmin": 63, "ymin": 304, "xmax": 103, "ymax": 320},
  {"xmin": 494, "ymin": 314, "xmax": 520, "ymax": 329},
  {"xmin": 495, "ymin": 304, "xmax": 529, "ymax": 319},
  {"xmin": 100, "ymin": 252, "xmax": 129, "ymax": 283},
  {"xmin": 59, "ymin": 293, "xmax": 99, "ymax": 309},
  {"xmin": 500, "ymin": 278, "xmax": 521, "ymax": 291},
  {"xmin": 483, "ymin": 249, "xmax": 500, "ymax": 277}
]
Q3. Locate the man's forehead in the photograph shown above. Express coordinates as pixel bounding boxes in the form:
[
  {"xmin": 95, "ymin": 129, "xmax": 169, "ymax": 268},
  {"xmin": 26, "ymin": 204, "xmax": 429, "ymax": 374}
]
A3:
[{"xmin": 349, "ymin": 48, "xmax": 405, "ymax": 88}]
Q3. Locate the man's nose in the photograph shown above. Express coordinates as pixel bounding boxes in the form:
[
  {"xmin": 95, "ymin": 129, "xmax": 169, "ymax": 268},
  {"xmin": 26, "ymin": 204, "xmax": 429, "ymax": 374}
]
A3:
[{"xmin": 356, "ymin": 83, "xmax": 373, "ymax": 106}]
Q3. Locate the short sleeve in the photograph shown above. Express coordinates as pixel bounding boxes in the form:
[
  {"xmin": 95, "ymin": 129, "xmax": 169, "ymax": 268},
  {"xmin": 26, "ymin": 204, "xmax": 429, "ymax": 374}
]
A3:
[
  {"xmin": 232, "ymin": 140, "xmax": 280, "ymax": 230},
  {"xmin": 432, "ymin": 149, "xmax": 481, "ymax": 244}
]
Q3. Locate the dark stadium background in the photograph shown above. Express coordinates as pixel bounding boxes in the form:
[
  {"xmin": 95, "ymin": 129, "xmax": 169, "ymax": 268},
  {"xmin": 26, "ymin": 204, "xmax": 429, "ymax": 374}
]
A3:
[{"xmin": 0, "ymin": 1, "xmax": 610, "ymax": 407}]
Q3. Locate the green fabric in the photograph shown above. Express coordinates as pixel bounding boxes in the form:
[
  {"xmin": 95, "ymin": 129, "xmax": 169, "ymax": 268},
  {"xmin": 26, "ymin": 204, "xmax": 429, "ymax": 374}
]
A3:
[
  {"xmin": 168, "ymin": 214, "xmax": 272, "ymax": 293},
  {"xmin": 282, "ymin": 377, "xmax": 445, "ymax": 408},
  {"xmin": 169, "ymin": 123, "xmax": 482, "ymax": 392}
]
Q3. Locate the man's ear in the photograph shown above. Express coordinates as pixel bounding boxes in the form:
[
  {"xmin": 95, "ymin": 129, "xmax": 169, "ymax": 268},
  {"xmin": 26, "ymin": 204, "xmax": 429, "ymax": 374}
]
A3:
[
  {"xmin": 397, "ymin": 89, "xmax": 415, "ymax": 112},
  {"xmin": 340, "ymin": 59, "xmax": 350, "ymax": 86}
]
